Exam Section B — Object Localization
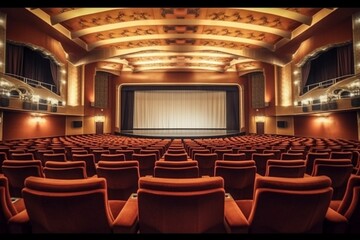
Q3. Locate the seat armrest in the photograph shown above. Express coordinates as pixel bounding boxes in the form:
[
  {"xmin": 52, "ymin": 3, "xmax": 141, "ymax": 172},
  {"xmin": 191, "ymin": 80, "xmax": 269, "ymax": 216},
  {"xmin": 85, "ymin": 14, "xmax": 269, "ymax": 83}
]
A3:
[
  {"xmin": 8, "ymin": 210, "xmax": 31, "ymax": 233},
  {"xmin": 323, "ymin": 207, "xmax": 348, "ymax": 233},
  {"xmin": 224, "ymin": 195, "xmax": 249, "ymax": 233},
  {"xmin": 112, "ymin": 194, "xmax": 139, "ymax": 233}
]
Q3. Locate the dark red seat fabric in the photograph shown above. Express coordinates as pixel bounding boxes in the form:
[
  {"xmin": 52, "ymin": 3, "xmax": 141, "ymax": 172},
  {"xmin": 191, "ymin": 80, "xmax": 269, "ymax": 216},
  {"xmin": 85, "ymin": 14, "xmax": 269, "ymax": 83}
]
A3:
[
  {"xmin": 44, "ymin": 161, "xmax": 87, "ymax": 179},
  {"xmin": 154, "ymin": 160, "xmax": 199, "ymax": 178},
  {"xmin": 22, "ymin": 176, "xmax": 138, "ymax": 233},
  {"xmin": 2, "ymin": 160, "xmax": 44, "ymax": 197},
  {"xmin": 312, "ymin": 159, "xmax": 353, "ymax": 200},
  {"xmin": 327, "ymin": 175, "xmax": 360, "ymax": 233},
  {"xmin": 0, "ymin": 176, "xmax": 29, "ymax": 233},
  {"xmin": 215, "ymin": 160, "xmax": 256, "ymax": 200},
  {"xmin": 96, "ymin": 160, "xmax": 140, "ymax": 200},
  {"xmin": 235, "ymin": 175, "xmax": 333, "ymax": 233},
  {"xmin": 136, "ymin": 176, "xmax": 245, "ymax": 233},
  {"xmin": 265, "ymin": 160, "xmax": 306, "ymax": 178}
]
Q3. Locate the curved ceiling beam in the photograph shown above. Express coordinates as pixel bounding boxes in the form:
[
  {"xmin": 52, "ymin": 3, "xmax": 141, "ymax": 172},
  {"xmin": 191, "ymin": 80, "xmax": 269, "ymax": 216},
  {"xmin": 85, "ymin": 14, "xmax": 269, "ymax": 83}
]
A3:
[
  {"xmin": 121, "ymin": 51, "xmax": 238, "ymax": 59},
  {"xmin": 71, "ymin": 19, "xmax": 290, "ymax": 39},
  {"xmin": 72, "ymin": 45, "xmax": 289, "ymax": 67},
  {"xmin": 133, "ymin": 65, "xmax": 225, "ymax": 73},
  {"xmin": 233, "ymin": 8, "xmax": 312, "ymax": 25},
  {"xmin": 87, "ymin": 33, "xmax": 274, "ymax": 51},
  {"xmin": 132, "ymin": 59, "xmax": 228, "ymax": 66},
  {"xmin": 50, "ymin": 8, "xmax": 121, "ymax": 24},
  {"xmin": 275, "ymin": 8, "xmax": 337, "ymax": 50},
  {"xmin": 50, "ymin": 8, "xmax": 311, "ymax": 27},
  {"xmin": 229, "ymin": 58, "xmax": 257, "ymax": 66},
  {"xmin": 25, "ymin": 8, "xmax": 88, "ymax": 49}
]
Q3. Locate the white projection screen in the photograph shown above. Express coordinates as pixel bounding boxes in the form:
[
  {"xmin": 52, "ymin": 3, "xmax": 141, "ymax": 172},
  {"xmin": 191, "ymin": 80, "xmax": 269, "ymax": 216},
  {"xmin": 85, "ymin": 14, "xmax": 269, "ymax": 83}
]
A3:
[{"xmin": 133, "ymin": 90, "xmax": 226, "ymax": 129}]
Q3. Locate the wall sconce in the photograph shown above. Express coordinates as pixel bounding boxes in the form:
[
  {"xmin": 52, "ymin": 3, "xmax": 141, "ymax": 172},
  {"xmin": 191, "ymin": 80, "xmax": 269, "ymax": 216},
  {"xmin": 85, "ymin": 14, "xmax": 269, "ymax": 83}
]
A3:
[
  {"xmin": 316, "ymin": 115, "xmax": 330, "ymax": 124},
  {"xmin": 94, "ymin": 115, "xmax": 105, "ymax": 123},
  {"xmin": 31, "ymin": 113, "xmax": 44, "ymax": 123},
  {"xmin": 255, "ymin": 115, "xmax": 265, "ymax": 123}
]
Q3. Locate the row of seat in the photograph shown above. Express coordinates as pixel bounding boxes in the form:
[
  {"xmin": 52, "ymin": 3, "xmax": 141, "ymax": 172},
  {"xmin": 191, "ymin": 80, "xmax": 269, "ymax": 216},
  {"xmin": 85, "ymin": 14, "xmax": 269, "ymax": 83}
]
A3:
[
  {"xmin": 2, "ymin": 155, "xmax": 357, "ymax": 202},
  {"xmin": 2, "ymin": 173, "xmax": 360, "ymax": 233}
]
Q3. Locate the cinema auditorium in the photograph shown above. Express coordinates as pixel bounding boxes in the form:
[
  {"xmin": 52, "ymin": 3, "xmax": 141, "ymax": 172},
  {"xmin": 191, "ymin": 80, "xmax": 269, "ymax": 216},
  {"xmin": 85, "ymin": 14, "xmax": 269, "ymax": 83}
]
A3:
[{"xmin": 0, "ymin": 7, "xmax": 360, "ymax": 234}]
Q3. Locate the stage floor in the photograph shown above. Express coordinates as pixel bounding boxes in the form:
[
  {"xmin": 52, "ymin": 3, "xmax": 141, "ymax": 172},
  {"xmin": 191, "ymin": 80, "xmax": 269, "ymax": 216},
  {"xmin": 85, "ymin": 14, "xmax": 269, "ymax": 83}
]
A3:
[{"xmin": 118, "ymin": 129, "xmax": 243, "ymax": 139}]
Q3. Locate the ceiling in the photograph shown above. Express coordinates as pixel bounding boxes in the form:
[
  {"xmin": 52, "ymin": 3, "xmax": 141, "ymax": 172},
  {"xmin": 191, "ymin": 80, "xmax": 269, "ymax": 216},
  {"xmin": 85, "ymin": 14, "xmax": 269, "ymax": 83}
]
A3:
[{"xmin": 18, "ymin": 8, "xmax": 353, "ymax": 74}]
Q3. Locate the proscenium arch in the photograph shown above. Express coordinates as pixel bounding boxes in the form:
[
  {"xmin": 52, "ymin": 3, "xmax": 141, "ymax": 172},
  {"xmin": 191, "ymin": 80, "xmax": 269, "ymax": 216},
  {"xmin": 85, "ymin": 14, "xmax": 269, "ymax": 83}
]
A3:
[{"xmin": 116, "ymin": 83, "xmax": 244, "ymax": 132}]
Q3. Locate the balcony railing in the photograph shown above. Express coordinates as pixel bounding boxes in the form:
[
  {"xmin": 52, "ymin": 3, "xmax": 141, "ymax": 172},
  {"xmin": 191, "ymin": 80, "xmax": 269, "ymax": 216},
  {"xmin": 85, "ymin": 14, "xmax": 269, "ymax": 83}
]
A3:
[
  {"xmin": 5, "ymin": 73, "xmax": 58, "ymax": 94},
  {"xmin": 301, "ymin": 74, "xmax": 355, "ymax": 95}
]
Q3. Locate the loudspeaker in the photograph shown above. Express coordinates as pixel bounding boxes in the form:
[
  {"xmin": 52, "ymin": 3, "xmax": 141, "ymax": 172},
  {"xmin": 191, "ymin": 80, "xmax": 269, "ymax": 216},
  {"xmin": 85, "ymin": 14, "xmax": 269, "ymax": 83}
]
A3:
[
  {"xmin": 38, "ymin": 104, "xmax": 48, "ymax": 111},
  {"xmin": 23, "ymin": 101, "xmax": 37, "ymax": 110},
  {"xmin": 328, "ymin": 101, "xmax": 338, "ymax": 110},
  {"xmin": 321, "ymin": 103, "xmax": 329, "ymax": 111},
  {"xmin": 312, "ymin": 104, "xmax": 321, "ymax": 111},
  {"xmin": 50, "ymin": 105, "xmax": 57, "ymax": 112},
  {"xmin": 277, "ymin": 121, "xmax": 287, "ymax": 128},
  {"xmin": 72, "ymin": 121, "xmax": 83, "ymax": 128}
]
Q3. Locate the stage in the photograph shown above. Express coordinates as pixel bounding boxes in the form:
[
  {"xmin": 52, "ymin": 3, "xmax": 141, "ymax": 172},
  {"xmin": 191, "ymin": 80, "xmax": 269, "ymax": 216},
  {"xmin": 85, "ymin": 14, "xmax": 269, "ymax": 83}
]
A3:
[{"xmin": 117, "ymin": 129, "xmax": 244, "ymax": 139}]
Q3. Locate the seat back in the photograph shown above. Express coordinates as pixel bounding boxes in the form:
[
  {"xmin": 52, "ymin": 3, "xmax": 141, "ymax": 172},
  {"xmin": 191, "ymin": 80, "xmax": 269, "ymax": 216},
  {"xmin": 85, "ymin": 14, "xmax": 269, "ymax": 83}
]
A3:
[
  {"xmin": 166, "ymin": 149, "xmax": 186, "ymax": 154},
  {"xmin": 154, "ymin": 160, "xmax": 199, "ymax": 178},
  {"xmin": 132, "ymin": 153, "xmax": 157, "ymax": 176},
  {"xmin": 2, "ymin": 160, "xmax": 43, "ymax": 197},
  {"xmin": 44, "ymin": 161, "xmax": 87, "ymax": 179},
  {"xmin": 193, "ymin": 153, "xmax": 218, "ymax": 176},
  {"xmin": 22, "ymin": 176, "xmax": 114, "ymax": 233},
  {"xmin": 0, "ymin": 176, "xmax": 19, "ymax": 233},
  {"xmin": 190, "ymin": 148, "xmax": 210, "ymax": 160},
  {"xmin": 72, "ymin": 154, "xmax": 97, "ymax": 177},
  {"xmin": 222, "ymin": 153, "xmax": 246, "ymax": 161},
  {"xmin": 214, "ymin": 149, "xmax": 233, "ymax": 160},
  {"xmin": 36, "ymin": 150, "xmax": 55, "ymax": 166},
  {"xmin": 114, "ymin": 150, "xmax": 134, "ymax": 160},
  {"xmin": 237, "ymin": 149, "xmax": 256, "ymax": 159},
  {"xmin": 70, "ymin": 149, "xmax": 88, "ymax": 158},
  {"xmin": 8, "ymin": 149, "xmax": 25, "ymax": 159},
  {"xmin": 137, "ymin": 176, "xmax": 225, "ymax": 233},
  {"xmin": 280, "ymin": 153, "xmax": 304, "ymax": 160},
  {"xmin": 336, "ymin": 175, "xmax": 360, "ymax": 233},
  {"xmin": 330, "ymin": 151, "xmax": 353, "ymax": 160},
  {"xmin": 92, "ymin": 150, "xmax": 110, "ymax": 163},
  {"xmin": 252, "ymin": 153, "xmax": 275, "ymax": 176},
  {"xmin": 100, "ymin": 154, "xmax": 126, "ymax": 162},
  {"xmin": 249, "ymin": 175, "xmax": 333, "ymax": 233},
  {"xmin": 11, "ymin": 153, "xmax": 35, "ymax": 160},
  {"xmin": 96, "ymin": 161, "xmax": 140, "ymax": 200},
  {"xmin": 313, "ymin": 159, "xmax": 353, "ymax": 200},
  {"xmin": 0, "ymin": 147, "xmax": 10, "ymax": 160},
  {"xmin": 140, "ymin": 149, "xmax": 160, "ymax": 160},
  {"xmin": 215, "ymin": 160, "xmax": 256, "ymax": 200},
  {"xmin": 42, "ymin": 153, "xmax": 67, "ymax": 164},
  {"xmin": 265, "ymin": 160, "xmax": 306, "ymax": 178},
  {"xmin": 305, "ymin": 152, "xmax": 330, "ymax": 175},
  {"xmin": 163, "ymin": 153, "xmax": 188, "ymax": 161},
  {"xmin": 263, "ymin": 150, "xmax": 281, "ymax": 160},
  {"xmin": 0, "ymin": 152, "xmax": 7, "ymax": 173}
]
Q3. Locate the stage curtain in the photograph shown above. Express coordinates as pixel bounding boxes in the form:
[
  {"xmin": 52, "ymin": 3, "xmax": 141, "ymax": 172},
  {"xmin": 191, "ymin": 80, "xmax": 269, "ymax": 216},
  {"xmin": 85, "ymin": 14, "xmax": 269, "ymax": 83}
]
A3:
[
  {"xmin": 121, "ymin": 90, "xmax": 134, "ymax": 130},
  {"xmin": 133, "ymin": 90, "xmax": 226, "ymax": 129}
]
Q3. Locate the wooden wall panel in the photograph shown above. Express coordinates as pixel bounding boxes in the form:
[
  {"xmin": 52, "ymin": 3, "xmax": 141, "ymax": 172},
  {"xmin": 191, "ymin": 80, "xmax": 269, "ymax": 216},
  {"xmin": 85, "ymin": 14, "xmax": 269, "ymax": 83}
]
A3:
[
  {"xmin": 294, "ymin": 111, "xmax": 358, "ymax": 140},
  {"xmin": 3, "ymin": 111, "xmax": 65, "ymax": 140}
]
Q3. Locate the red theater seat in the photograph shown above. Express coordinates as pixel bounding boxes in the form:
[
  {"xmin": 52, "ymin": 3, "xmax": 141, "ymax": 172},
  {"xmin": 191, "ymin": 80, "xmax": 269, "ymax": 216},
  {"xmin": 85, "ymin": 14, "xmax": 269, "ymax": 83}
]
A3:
[
  {"xmin": 136, "ymin": 176, "xmax": 245, "ymax": 233},
  {"xmin": 22, "ymin": 176, "xmax": 138, "ymax": 233},
  {"xmin": 235, "ymin": 175, "xmax": 334, "ymax": 233}
]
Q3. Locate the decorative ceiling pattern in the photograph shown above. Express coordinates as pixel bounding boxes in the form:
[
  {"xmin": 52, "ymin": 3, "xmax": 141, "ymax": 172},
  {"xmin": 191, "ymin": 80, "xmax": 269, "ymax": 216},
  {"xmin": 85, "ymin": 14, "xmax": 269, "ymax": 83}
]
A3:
[{"xmin": 27, "ymin": 8, "xmax": 337, "ymax": 73}]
